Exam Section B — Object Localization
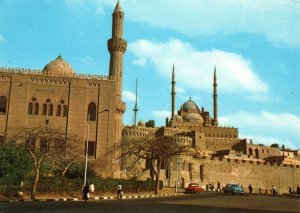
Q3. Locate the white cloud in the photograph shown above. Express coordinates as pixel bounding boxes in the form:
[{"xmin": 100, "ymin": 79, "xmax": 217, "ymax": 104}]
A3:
[
  {"xmin": 96, "ymin": 0, "xmax": 300, "ymax": 47},
  {"xmin": 176, "ymin": 86, "xmax": 185, "ymax": 94},
  {"xmin": 128, "ymin": 39, "xmax": 269, "ymax": 95},
  {"xmin": 132, "ymin": 57, "xmax": 147, "ymax": 66},
  {"xmin": 0, "ymin": 35, "xmax": 4, "ymax": 43},
  {"xmin": 152, "ymin": 110, "xmax": 170, "ymax": 120},
  {"xmin": 123, "ymin": 90, "xmax": 136, "ymax": 102},
  {"xmin": 219, "ymin": 111, "xmax": 300, "ymax": 149}
]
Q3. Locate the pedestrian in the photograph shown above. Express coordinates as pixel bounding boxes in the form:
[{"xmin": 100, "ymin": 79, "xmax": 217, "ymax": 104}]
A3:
[
  {"xmin": 217, "ymin": 181, "xmax": 221, "ymax": 192},
  {"xmin": 89, "ymin": 183, "xmax": 95, "ymax": 198},
  {"xmin": 259, "ymin": 187, "xmax": 261, "ymax": 194},
  {"xmin": 117, "ymin": 183, "xmax": 123, "ymax": 199},
  {"xmin": 297, "ymin": 185, "xmax": 300, "ymax": 195},
  {"xmin": 248, "ymin": 184, "xmax": 253, "ymax": 194},
  {"xmin": 82, "ymin": 183, "xmax": 90, "ymax": 200},
  {"xmin": 289, "ymin": 186, "xmax": 292, "ymax": 194},
  {"xmin": 272, "ymin": 185, "xmax": 276, "ymax": 196}
]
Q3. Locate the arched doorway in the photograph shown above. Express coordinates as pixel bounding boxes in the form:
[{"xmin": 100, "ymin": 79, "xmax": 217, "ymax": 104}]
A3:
[
  {"xmin": 255, "ymin": 148, "xmax": 259, "ymax": 158},
  {"xmin": 249, "ymin": 148, "xmax": 253, "ymax": 156}
]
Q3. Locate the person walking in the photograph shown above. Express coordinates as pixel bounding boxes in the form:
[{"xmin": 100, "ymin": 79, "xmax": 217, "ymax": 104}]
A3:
[
  {"xmin": 272, "ymin": 185, "xmax": 276, "ymax": 196},
  {"xmin": 248, "ymin": 184, "xmax": 253, "ymax": 194},
  {"xmin": 117, "ymin": 183, "xmax": 123, "ymax": 199},
  {"xmin": 82, "ymin": 183, "xmax": 90, "ymax": 200}
]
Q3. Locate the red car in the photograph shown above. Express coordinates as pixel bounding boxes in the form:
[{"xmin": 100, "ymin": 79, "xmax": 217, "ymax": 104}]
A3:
[{"xmin": 185, "ymin": 183, "xmax": 203, "ymax": 194}]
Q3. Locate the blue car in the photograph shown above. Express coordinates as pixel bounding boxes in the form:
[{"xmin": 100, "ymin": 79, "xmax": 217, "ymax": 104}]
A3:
[{"xmin": 222, "ymin": 184, "xmax": 244, "ymax": 195}]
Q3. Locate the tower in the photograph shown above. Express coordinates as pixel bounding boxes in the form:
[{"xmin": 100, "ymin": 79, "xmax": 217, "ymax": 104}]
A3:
[
  {"xmin": 108, "ymin": 0, "xmax": 127, "ymax": 98},
  {"xmin": 213, "ymin": 66, "xmax": 218, "ymax": 126},
  {"xmin": 133, "ymin": 79, "xmax": 139, "ymax": 127},
  {"xmin": 171, "ymin": 64, "xmax": 175, "ymax": 119}
]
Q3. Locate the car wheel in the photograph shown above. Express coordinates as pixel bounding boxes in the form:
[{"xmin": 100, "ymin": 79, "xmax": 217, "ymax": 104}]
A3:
[
  {"xmin": 224, "ymin": 191, "xmax": 227, "ymax": 195},
  {"xmin": 232, "ymin": 190, "xmax": 236, "ymax": 195}
]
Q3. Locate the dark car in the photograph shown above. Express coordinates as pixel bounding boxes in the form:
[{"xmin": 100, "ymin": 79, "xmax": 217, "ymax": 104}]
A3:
[
  {"xmin": 185, "ymin": 183, "xmax": 203, "ymax": 194},
  {"xmin": 222, "ymin": 184, "xmax": 244, "ymax": 195}
]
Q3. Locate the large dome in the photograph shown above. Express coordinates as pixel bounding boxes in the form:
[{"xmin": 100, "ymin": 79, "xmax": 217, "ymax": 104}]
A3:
[
  {"xmin": 43, "ymin": 55, "xmax": 74, "ymax": 77},
  {"xmin": 181, "ymin": 99, "xmax": 199, "ymax": 111}
]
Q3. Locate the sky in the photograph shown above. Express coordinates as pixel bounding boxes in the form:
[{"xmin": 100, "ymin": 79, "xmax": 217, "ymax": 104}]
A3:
[{"xmin": 0, "ymin": 0, "xmax": 299, "ymax": 149}]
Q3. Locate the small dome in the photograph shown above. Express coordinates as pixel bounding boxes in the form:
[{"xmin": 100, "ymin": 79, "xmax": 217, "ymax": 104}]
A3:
[
  {"xmin": 181, "ymin": 98, "xmax": 199, "ymax": 111},
  {"xmin": 182, "ymin": 113, "xmax": 204, "ymax": 122},
  {"xmin": 138, "ymin": 121, "xmax": 145, "ymax": 127},
  {"xmin": 43, "ymin": 55, "xmax": 74, "ymax": 77},
  {"xmin": 174, "ymin": 115, "xmax": 183, "ymax": 122}
]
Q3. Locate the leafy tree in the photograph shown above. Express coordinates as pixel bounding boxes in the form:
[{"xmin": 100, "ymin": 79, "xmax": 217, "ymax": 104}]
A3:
[
  {"xmin": 270, "ymin": 143, "xmax": 279, "ymax": 148},
  {"xmin": 9, "ymin": 126, "xmax": 81, "ymax": 199},
  {"xmin": 0, "ymin": 141, "xmax": 32, "ymax": 186},
  {"xmin": 145, "ymin": 120, "xmax": 155, "ymax": 128},
  {"xmin": 119, "ymin": 135, "xmax": 191, "ymax": 194}
]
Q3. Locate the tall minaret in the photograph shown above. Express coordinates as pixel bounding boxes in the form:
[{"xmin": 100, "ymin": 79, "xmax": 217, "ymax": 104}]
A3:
[
  {"xmin": 133, "ymin": 79, "xmax": 139, "ymax": 127},
  {"xmin": 171, "ymin": 64, "xmax": 175, "ymax": 119},
  {"xmin": 213, "ymin": 66, "xmax": 218, "ymax": 127},
  {"xmin": 108, "ymin": 0, "xmax": 127, "ymax": 98}
]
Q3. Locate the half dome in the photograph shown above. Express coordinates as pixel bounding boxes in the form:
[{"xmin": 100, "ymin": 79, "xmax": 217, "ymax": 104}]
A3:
[
  {"xmin": 43, "ymin": 55, "xmax": 74, "ymax": 77},
  {"xmin": 182, "ymin": 113, "xmax": 204, "ymax": 122}
]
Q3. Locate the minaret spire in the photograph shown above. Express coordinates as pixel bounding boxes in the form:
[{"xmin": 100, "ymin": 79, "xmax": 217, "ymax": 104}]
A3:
[
  {"xmin": 108, "ymin": 0, "xmax": 127, "ymax": 98},
  {"xmin": 213, "ymin": 66, "xmax": 218, "ymax": 127},
  {"xmin": 171, "ymin": 64, "xmax": 176, "ymax": 119},
  {"xmin": 133, "ymin": 79, "xmax": 139, "ymax": 127}
]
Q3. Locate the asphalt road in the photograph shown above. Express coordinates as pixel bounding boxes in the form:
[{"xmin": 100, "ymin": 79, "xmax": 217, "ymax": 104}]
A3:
[{"xmin": 1, "ymin": 192, "xmax": 299, "ymax": 213}]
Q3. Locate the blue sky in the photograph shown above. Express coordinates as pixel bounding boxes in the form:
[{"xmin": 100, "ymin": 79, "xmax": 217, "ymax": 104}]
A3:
[{"xmin": 0, "ymin": 0, "xmax": 299, "ymax": 149}]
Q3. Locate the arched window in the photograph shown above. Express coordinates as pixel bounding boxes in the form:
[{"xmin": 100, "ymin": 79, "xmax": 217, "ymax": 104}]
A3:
[
  {"xmin": 255, "ymin": 148, "xmax": 259, "ymax": 158},
  {"xmin": 56, "ymin": 105, "xmax": 62, "ymax": 116},
  {"xmin": 63, "ymin": 105, "xmax": 67, "ymax": 117},
  {"xmin": 42, "ymin": 104, "xmax": 47, "ymax": 115},
  {"xmin": 0, "ymin": 96, "xmax": 7, "ymax": 114},
  {"xmin": 48, "ymin": 104, "xmax": 53, "ymax": 116},
  {"xmin": 28, "ymin": 103, "xmax": 33, "ymax": 114},
  {"xmin": 87, "ymin": 102, "xmax": 97, "ymax": 121},
  {"xmin": 249, "ymin": 148, "xmax": 253, "ymax": 156},
  {"xmin": 34, "ymin": 103, "xmax": 39, "ymax": 115}
]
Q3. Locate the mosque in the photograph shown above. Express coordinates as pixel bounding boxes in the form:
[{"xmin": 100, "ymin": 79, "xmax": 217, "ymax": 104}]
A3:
[{"xmin": 0, "ymin": 1, "xmax": 126, "ymax": 177}]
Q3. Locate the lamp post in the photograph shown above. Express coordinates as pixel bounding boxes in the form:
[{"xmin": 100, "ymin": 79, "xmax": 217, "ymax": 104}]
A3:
[{"xmin": 83, "ymin": 109, "xmax": 109, "ymax": 187}]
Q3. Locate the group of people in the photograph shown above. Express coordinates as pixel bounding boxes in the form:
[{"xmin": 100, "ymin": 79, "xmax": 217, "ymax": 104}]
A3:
[
  {"xmin": 82, "ymin": 183, "xmax": 123, "ymax": 200},
  {"xmin": 248, "ymin": 184, "xmax": 276, "ymax": 196},
  {"xmin": 289, "ymin": 185, "xmax": 300, "ymax": 194}
]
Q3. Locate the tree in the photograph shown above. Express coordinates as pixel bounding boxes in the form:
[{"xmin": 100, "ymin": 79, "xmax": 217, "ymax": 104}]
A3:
[
  {"xmin": 119, "ymin": 135, "xmax": 191, "ymax": 194},
  {"xmin": 270, "ymin": 143, "xmax": 279, "ymax": 148},
  {"xmin": 145, "ymin": 120, "xmax": 155, "ymax": 128},
  {"xmin": 9, "ymin": 126, "xmax": 81, "ymax": 199},
  {"xmin": 0, "ymin": 141, "xmax": 32, "ymax": 186}
]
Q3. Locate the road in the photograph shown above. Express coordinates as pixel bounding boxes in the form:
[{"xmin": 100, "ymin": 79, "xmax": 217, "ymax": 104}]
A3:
[{"xmin": 1, "ymin": 192, "xmax": 299, "ymax": 213}]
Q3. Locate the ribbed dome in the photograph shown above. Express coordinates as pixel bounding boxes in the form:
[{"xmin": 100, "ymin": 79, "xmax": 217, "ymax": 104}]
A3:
[
  {"xmin": 182, "ymin": 113, "xmax": 204, "ymax": 122},
  {"xmin": 181, "ymin": 99, "xmax": 199, "ymax": 111},
  {"xmin": 43, "ymin": 55, "xmax": 74, "ymax": 77}
]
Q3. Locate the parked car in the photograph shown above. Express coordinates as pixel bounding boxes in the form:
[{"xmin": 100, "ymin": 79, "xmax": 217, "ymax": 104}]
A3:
[
  {"xmin": 185, "ymin": 183, "xmax": 203, "ymax": 194},
  {"xmin": 222, "ymin": 184, "xmax": 243, "ymax": 195}
]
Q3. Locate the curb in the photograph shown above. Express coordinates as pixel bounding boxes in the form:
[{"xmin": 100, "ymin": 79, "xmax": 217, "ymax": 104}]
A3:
[{"xmin": 1, "ymin": 193, "xmax": 182, "ymax": 202}]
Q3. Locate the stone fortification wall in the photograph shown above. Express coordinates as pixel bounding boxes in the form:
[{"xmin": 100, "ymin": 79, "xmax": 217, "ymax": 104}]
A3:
[{"xmin": 167, "ymin": 157, "xmax": 300, "ymax": 194}]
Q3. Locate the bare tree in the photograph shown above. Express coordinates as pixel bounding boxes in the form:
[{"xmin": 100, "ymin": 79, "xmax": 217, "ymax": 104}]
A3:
[
  {"xmin": 9, "ymin": 126, "xmax": 81, "ymax": 199},
  {"xmin": 119, "ymin": 135, "xmax": 191, "ymax": 194}
]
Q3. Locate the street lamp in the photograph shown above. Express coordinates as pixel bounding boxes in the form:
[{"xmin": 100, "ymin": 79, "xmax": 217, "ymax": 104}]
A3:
[{"xmin": 83, "ymin": 109, "xmax": 109, "ymax": 186}]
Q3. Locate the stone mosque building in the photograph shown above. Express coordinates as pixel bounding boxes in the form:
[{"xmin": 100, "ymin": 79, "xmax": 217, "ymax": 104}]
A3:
[
  {"xmin": 122, "ymin": 65, "xmax": 300, "ymax": 193},
  {"xmin": 0, "ymin": 2, "xmax": 126, "ymax": 177}
]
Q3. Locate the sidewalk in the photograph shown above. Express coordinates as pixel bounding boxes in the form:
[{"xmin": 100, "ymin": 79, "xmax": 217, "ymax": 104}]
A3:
[{"xmin": 0, "ymin": 188, "xmax": 185, "ymax": 202}]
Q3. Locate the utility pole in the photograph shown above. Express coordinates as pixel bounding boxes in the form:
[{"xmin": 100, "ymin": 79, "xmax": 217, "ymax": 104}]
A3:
[{"xmin": 133, "ymin": 79, "xmax": 139, "ymax": 127}]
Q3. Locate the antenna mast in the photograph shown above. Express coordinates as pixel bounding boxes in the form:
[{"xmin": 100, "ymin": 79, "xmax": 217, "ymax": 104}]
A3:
[{"xmin": 133, "ymin": 79, "xmax": 139, "ymax": 127}]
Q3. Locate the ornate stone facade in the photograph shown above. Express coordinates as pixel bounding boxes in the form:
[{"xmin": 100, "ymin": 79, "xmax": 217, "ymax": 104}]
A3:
[{"xmin": 0, "ymin": 2, "xmax": 126, "ymax": 178}]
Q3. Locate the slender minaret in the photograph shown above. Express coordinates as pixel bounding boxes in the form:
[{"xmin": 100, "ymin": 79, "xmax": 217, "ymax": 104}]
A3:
[
  {"xmin": 108, "ymin": 0, "xmax": 127, "ymax": 99},
  {"xmin": 133, "ymin": 79, "xmax": 139, "ymax": 127},
  {"xmin": 213, "ymin": 66, "xmax": 218, "ymax": 126},
  {"xmin": 171, "ymin": 64, "xmax": 176, "ymax": 119}
]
